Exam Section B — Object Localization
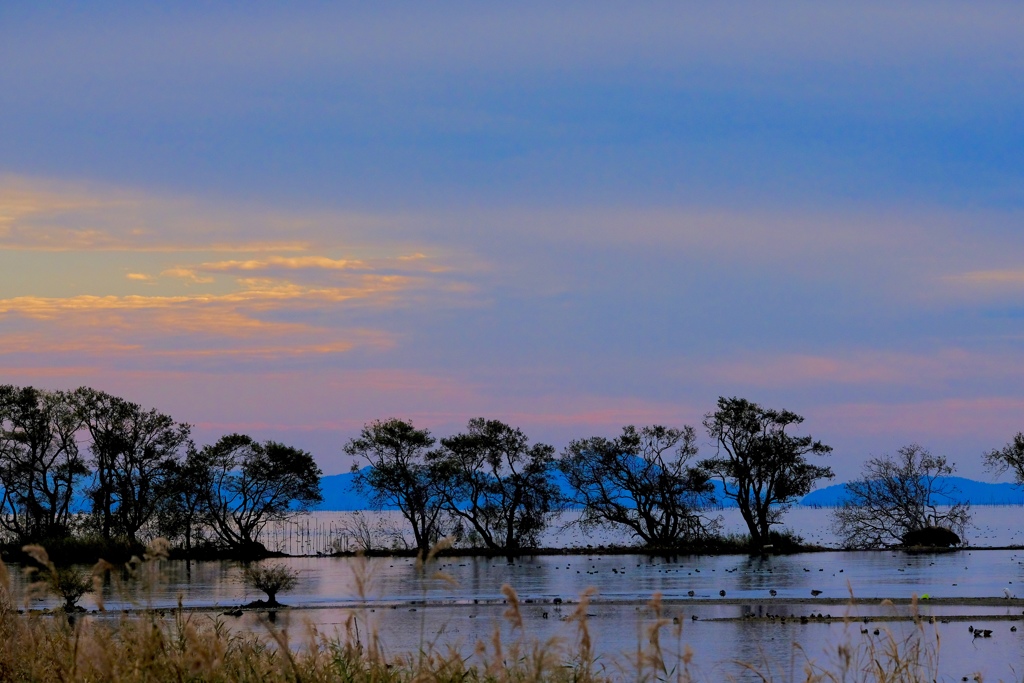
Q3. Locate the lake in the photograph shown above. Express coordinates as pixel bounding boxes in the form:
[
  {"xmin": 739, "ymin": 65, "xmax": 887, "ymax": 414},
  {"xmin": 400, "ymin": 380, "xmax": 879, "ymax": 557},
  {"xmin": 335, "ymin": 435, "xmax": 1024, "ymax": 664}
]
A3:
[
  {"xmin": 8, "ymin": 542, "xmax": 1024, "ymax": 680},
  {"xmin": 255, "ymin": 504, "xmax": 1024, "ymax": 555}
]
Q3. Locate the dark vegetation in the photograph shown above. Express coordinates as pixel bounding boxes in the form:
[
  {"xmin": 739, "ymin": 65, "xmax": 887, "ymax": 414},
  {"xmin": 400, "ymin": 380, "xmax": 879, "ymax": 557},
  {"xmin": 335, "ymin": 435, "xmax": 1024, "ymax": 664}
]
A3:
[
  {"xmin": 832, "ymin": 444, "xmax": 971, "ymax": 548},
  {"xmin": 241, "ymin": 562, "xmax": 299, "ymax": 607},
  {"xmin": 346, "ymin": 419, "xmax": 445, "ymax": 553},
  {"xmin": 561, "ymin": 425, "xmax": 718, "ymax": 548},
  {"xmin": 431, "ymin": 418, "xmax": 562, "ymax": 551},
  {"xmin": 702, "ymin": 397, "xmax": 834, "ymax": 547},
  {"xmin": 0, "ymin": 385, "xmax": 322, "ymax": 563},
  {"xmin": 348, "ymin": 403, "xmax": 837, "ymax": 555},
  {"xmin": 6, "ymin": 383, "xmax": 1017, "ymax": 562}
]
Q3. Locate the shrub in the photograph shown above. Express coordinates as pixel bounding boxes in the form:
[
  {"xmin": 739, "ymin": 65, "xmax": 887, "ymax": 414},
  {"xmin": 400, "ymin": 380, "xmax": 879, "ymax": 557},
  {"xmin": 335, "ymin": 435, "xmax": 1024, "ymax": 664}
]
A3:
[
  {"xmin": 22, "ymin": 545, "xmax": 95, "ymax": 612},
  {"xmin": 242, "ymin": 562, "xmax": 298, "ymax": 607}
]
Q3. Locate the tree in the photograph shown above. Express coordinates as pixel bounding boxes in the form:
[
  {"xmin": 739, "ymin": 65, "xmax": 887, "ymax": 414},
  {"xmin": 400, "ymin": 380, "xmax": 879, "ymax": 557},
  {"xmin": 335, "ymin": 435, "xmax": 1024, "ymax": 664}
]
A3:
[
  {"xmin": 346, "ymin": 419, "xmax": 445, "ymax": 553},
  {"xmin": 22, "ymin": 545, "xmax": 94, "ymax": 612},
  {"xmin": 702, "ymin": 397, "xmax": 833, "ymax": 546},
  {"xmin": 560, "ymin": 425, "xmax": 719, "ymax": 548},
  {"xmin": 200, "ymin": 434, "xmax": 323, "ymax": 554},
  {"xmin": 430, "ymin": 418, "xmax": 562, "ymax": 551},
  {"xmin": 832, "ymin": 444, "xmax": 970, "ymax": 548},
  {"xmin": 984, "ymin": 432, "xmax": 1024, "ymax": 484},
  {"xmin": 74, "ymin": 388, "xmax": 191, "ymax": 542},
  {"xmin": 0, "ymin": 386, "xmax": 88, "ymax": 542},
  {"xmin": 242, "ymin": 562, "xmax": 299, "ymax": 607},
  {"xmin": 155, "ymin": 445, "xmax": 213, "ymax": 556}
]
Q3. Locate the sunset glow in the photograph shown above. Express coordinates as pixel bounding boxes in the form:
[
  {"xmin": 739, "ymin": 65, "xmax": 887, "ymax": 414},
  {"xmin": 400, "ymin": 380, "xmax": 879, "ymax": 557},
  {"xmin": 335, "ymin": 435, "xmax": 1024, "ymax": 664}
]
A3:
[{"xmin": 1, "ymin": 3, "xmax": 1022, "ymax": 480}]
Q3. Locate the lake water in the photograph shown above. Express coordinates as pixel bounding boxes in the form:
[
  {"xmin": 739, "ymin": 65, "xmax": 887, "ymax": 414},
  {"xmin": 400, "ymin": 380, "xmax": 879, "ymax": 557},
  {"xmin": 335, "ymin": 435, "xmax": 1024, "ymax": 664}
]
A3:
[
  {"xmin": 255, "ymin": 505, "xmax": 1024, "ymax": 554},
  {"xmin": 6, "ymin": 506, "xmax": 1024, "ymax": 680},
  {"xmin": 8, "ymin": 545, "xmax": 1024, "ymax": 680}
]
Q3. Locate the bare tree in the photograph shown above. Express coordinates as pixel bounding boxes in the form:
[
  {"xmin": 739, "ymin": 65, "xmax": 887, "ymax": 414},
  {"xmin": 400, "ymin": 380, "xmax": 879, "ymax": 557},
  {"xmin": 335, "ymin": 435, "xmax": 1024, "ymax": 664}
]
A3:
[
  {"xmin": 832, "ymin": 444, "xmax": 970, "ymax": 549},
  {"xmin": 984, "ymin": 432, "xmax": 1024, "ymax": 483},
  {"xmin": 333, "ymin": 511, "xmax": 407, "ymax": 552},
  {"xmin": 560, "ymin": 425, "xmax": 719, "ymax": 548}
]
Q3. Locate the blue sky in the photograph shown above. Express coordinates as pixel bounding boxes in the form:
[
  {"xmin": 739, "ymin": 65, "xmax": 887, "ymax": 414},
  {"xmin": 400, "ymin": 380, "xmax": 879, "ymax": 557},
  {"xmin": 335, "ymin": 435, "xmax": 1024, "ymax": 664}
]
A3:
[{"xmin": 1, "ymin": 2, "xmax": 1022, "ymax": 479}]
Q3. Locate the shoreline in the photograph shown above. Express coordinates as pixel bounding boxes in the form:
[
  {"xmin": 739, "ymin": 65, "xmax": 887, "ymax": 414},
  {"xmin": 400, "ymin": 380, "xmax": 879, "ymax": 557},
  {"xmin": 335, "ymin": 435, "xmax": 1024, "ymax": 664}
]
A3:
[{"xmin": 7, "ymin": 541, "xmax": 1024, "ymax": 566}]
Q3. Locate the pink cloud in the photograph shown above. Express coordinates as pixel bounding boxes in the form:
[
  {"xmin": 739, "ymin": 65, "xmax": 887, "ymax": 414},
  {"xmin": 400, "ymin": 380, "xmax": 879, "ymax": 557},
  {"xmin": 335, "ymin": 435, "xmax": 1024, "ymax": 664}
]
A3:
[
  {"xmin": 703, "ymin": 348, "xmax": 1024, "ymax": 389},
  {"xmin": 812, "ymin": 397, "xmax": 1024, "ymax": 442}
]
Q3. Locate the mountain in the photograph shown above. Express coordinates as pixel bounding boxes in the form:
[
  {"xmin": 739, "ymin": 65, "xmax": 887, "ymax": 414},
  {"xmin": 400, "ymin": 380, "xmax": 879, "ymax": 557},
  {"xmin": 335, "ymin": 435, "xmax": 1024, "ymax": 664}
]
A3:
[
  {"xmin": 313, "ymin": 471, "xmax": 744, "ymax": 511},
  {"xmin": 315, "ymin": 474, "xmax": 1024, "ymax": 511},
  {"xmin": 315, "ymin": 471, "xmax": 376, "ymax": 510},
  {"xmin": 799, "ymin": 477, "xmax": 1024, "ymax": 507}
]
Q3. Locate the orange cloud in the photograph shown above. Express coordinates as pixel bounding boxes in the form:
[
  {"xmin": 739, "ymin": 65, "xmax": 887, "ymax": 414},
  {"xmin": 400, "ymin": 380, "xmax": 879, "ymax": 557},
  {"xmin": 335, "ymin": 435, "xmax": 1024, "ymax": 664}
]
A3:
[
  {"xmin": 0, "ymin": 175, "xmax": 349, "ymax": 253},
  {"xmin": 200, "ymin": 256, "xmax": 369, "ymax": 271},
  {"xmin": 161, "ymin": 268, "xmax": 215, "ymax": 283}
]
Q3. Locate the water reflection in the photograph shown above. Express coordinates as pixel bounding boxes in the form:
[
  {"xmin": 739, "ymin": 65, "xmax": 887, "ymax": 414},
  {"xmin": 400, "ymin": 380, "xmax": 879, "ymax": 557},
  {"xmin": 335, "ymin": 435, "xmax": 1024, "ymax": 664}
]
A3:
[{"xmin": 6, "ymin": 549, "xmax": 1024, "ymax": 680}]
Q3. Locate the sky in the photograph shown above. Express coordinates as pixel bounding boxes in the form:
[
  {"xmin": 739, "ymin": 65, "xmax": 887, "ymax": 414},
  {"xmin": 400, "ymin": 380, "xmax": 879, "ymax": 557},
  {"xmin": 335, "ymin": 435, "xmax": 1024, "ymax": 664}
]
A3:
[{"xmin": 1, "ymin": 2, "xmax": 1022, "ymax": 481}]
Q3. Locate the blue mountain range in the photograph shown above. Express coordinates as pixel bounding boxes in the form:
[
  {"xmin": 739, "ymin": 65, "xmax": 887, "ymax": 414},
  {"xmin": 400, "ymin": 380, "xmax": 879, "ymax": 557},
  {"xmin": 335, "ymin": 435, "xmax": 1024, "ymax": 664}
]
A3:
[
  {"xmin": 314, "ymin": 473, "xmax": 1024, "ymax": 511},
  {"xmin": 798, "ymin": 476, "xmax": 1024, "ymax": 507},
  {"xmin": 6, "ymin": 474, "xmax": 1020, "ymax": 514}
]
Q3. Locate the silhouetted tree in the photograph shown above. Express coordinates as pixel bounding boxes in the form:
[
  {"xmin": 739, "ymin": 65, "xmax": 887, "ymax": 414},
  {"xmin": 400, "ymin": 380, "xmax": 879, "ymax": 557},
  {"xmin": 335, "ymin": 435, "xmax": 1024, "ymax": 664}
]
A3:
[
  {"xmin": 156, "ymin": 445, "xmax": 213, "ymax": 555},
  {"xmin": 702, "ymin": 397, "xmax": 832, "ymax": 546},
  {"xmin": 560, "ymin": 425, "xmax": 718, "ymax": 548},
  {"xmin": 984, "ymin": 432, "xmax": 1024, "ymax": 484},
  {"xmin": 0, "ymin": 386, "xmax": 88, "ymax": 542},
  {"xmin": 74, "ymin": 388, "xmax": 190, "ymax": 543},
  {"xmin": 199, "ymin": 434, "xmax": 322, "ymax": 554},
  {"xmin": 346, "ymin": 419, "xmax": 444, "ymax": 553},
  {"xmin": 430, "ymin": 418, "xmax": 562, "ymax": 551},
  {"xmin": 832, "ymin": 444, "xmax": 970, "ymax": 548},
  {"xmin": 243, "ymin": 562, "xmax": 299, "ymax": 607}
]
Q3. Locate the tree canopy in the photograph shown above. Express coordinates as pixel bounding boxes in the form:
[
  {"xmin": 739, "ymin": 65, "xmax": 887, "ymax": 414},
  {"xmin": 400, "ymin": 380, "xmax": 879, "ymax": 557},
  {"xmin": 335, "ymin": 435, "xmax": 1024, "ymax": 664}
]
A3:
[
  {"xmin": 430, "ymin": 418, "xmax": 562, "ymax": 551},
  {"xmin": 702, "ymin": 397, "xmax": 832, "ymax": 546},
  {"xmin": 0, "ymin": 386, "xmax": 88, "ymax": 542},
  {"xmin": 560, "ymin": 424, "xmax": 718, "ymax": 548},
  {"xmin": 198, "ymin": 434, "xmax": 323, "ymax": 553},
  {"xmin": 74, "ymin": 387, "xmax": 192, "ymax": 542},
  {"xmin": 346, "ymin": 419, "xmax": 445, "ymax": 553}
]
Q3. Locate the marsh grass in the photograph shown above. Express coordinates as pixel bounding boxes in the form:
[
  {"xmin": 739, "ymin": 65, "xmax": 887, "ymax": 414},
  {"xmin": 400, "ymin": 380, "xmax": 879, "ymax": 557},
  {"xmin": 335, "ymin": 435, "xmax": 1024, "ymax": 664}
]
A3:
[{"xmin": 0, "ymin": 541, "xmax": 994, "ymax": 682}]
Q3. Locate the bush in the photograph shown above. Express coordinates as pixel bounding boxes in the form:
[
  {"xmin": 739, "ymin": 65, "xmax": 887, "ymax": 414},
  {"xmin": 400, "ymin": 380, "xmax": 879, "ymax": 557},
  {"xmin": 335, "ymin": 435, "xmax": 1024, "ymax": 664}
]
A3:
[
  {"xmin": 22, "ymin": 545, "xmax": 95, "ymax": 612},
  {"xmin": 242, "ymin": 563, "xmax": 299, "ymax": 607}
]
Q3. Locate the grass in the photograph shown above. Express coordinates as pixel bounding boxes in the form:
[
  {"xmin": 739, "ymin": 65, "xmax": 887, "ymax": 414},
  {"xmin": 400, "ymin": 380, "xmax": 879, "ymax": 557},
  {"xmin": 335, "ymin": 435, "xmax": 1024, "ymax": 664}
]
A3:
[{"xmin": 0, "ymin": 540, "xmax": 999, "ymax": 682}]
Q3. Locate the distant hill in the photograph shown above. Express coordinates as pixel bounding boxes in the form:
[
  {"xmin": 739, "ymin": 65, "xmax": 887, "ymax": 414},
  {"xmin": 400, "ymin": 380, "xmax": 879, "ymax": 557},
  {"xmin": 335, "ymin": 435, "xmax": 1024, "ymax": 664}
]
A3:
[
  {"xmin": 315, "ymin": 472, "xmax": 744, "ymax": 511},
  {"xmin": 316, "ymin": 473, "xmax": 1024, "ymax": 511},
  {"xmin": 316, "ymin": 471, "xmax": 374, "ymax": 510},
  {"xmin": 5, "ymin": 474, "xmax": 1016, "ymax": 514},
  {"xmin": 800, "ymin": 477, "xmax": 1024, "ymax": 507}
]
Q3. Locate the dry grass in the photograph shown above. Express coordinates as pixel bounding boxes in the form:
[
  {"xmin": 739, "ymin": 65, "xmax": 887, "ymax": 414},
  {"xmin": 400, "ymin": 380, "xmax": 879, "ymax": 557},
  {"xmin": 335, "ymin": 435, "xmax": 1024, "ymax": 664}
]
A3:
[{"xmin": 0, "ymin": 542, "xmax": 995, "ymax": 683}]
